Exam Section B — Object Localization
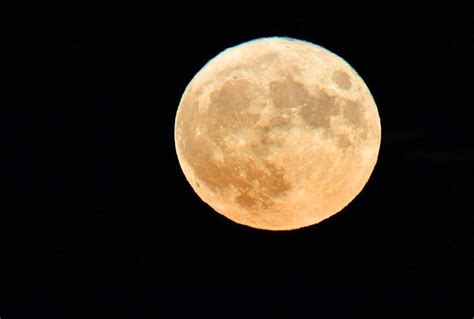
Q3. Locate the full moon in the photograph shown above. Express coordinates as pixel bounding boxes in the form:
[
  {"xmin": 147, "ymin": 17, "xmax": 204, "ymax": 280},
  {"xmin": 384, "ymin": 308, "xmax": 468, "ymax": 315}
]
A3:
[{"xmin": 174, "ymin": 37, "xmax": 381, "ymax": 231}]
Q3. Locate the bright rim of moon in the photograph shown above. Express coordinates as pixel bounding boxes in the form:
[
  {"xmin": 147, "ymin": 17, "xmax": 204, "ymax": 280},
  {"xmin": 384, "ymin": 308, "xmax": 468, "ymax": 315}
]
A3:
[{"xmin": 174, "ymin": 37, "xmax": 381, "ymax": 231}]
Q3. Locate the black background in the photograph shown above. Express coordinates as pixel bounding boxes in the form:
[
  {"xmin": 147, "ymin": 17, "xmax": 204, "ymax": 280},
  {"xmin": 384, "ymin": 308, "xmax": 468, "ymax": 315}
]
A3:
[{"xmin": 1, "ymin": 2, "xmax": 473, "ymax": 318}]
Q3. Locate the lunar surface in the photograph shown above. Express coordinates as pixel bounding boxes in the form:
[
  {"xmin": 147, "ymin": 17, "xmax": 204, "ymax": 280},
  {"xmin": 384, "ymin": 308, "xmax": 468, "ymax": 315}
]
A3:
[{"xmin": 174, "ymin": 37, "xmax": 381, "ymax": 230}]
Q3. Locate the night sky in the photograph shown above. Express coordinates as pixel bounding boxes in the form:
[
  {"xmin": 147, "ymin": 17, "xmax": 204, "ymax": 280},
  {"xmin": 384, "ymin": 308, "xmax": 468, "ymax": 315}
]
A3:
[{"xmin": 1, "ymin": 2, "xmax": 473, "ymax": 318}]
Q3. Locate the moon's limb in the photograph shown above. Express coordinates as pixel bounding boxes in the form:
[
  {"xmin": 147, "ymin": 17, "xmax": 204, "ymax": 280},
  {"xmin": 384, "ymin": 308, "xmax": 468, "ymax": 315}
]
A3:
[{"xmin": 175, "ymin": 37, "xmax": 381, "ymax": 230}]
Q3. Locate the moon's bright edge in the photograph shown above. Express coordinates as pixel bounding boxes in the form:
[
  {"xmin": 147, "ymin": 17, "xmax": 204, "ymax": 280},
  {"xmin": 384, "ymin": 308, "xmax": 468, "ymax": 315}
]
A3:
[{"xmin": 175, "ymin": 37, "xmax": 381, "ymax": 230}]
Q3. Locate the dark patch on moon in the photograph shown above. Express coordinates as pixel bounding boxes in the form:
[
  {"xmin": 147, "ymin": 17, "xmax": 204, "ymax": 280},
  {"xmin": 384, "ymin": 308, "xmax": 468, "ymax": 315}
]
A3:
[
  {"xmin": 209, "ymin": 79, "xmax": 253, "ymax": 114},
  {"xmin": 341, "ymin": 99, "xmax": 368, "ymax": 138},
  {"xmin": 205, "ymin": 79, "xmax": 261, "ymax": 146},
  {"xmin": 336, "ymin": 134, "xmax": 352, "ymax": 148},
  {"xmin": 270, "ymin": 78, "xmax": 309, "ymax": 108},
  {"xmin": 299, "ymin": 90, "xmax": 341, "ymax": 128},
  {"xmin": 332, "ymin": 70, "xmax": 352, "ymax": 90}
]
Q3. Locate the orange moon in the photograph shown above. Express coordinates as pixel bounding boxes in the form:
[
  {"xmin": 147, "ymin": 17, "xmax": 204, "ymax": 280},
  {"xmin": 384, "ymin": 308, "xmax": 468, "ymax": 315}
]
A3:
[{"xmin": 174, "ymin": 37, "xmax": 381, "ymax": 230}]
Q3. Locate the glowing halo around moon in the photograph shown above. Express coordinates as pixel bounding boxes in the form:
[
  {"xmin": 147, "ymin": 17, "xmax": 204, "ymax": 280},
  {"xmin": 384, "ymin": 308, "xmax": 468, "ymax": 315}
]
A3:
[{"xmin": 174, "ymin": 37, "xmax": 381, "ymax": 231}]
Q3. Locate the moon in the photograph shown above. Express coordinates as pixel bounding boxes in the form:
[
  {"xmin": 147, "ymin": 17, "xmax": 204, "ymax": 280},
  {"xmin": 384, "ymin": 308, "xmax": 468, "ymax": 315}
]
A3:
[{"xmin": 174, "ymin": 37, "xmax": 381, "ymax": 231}]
